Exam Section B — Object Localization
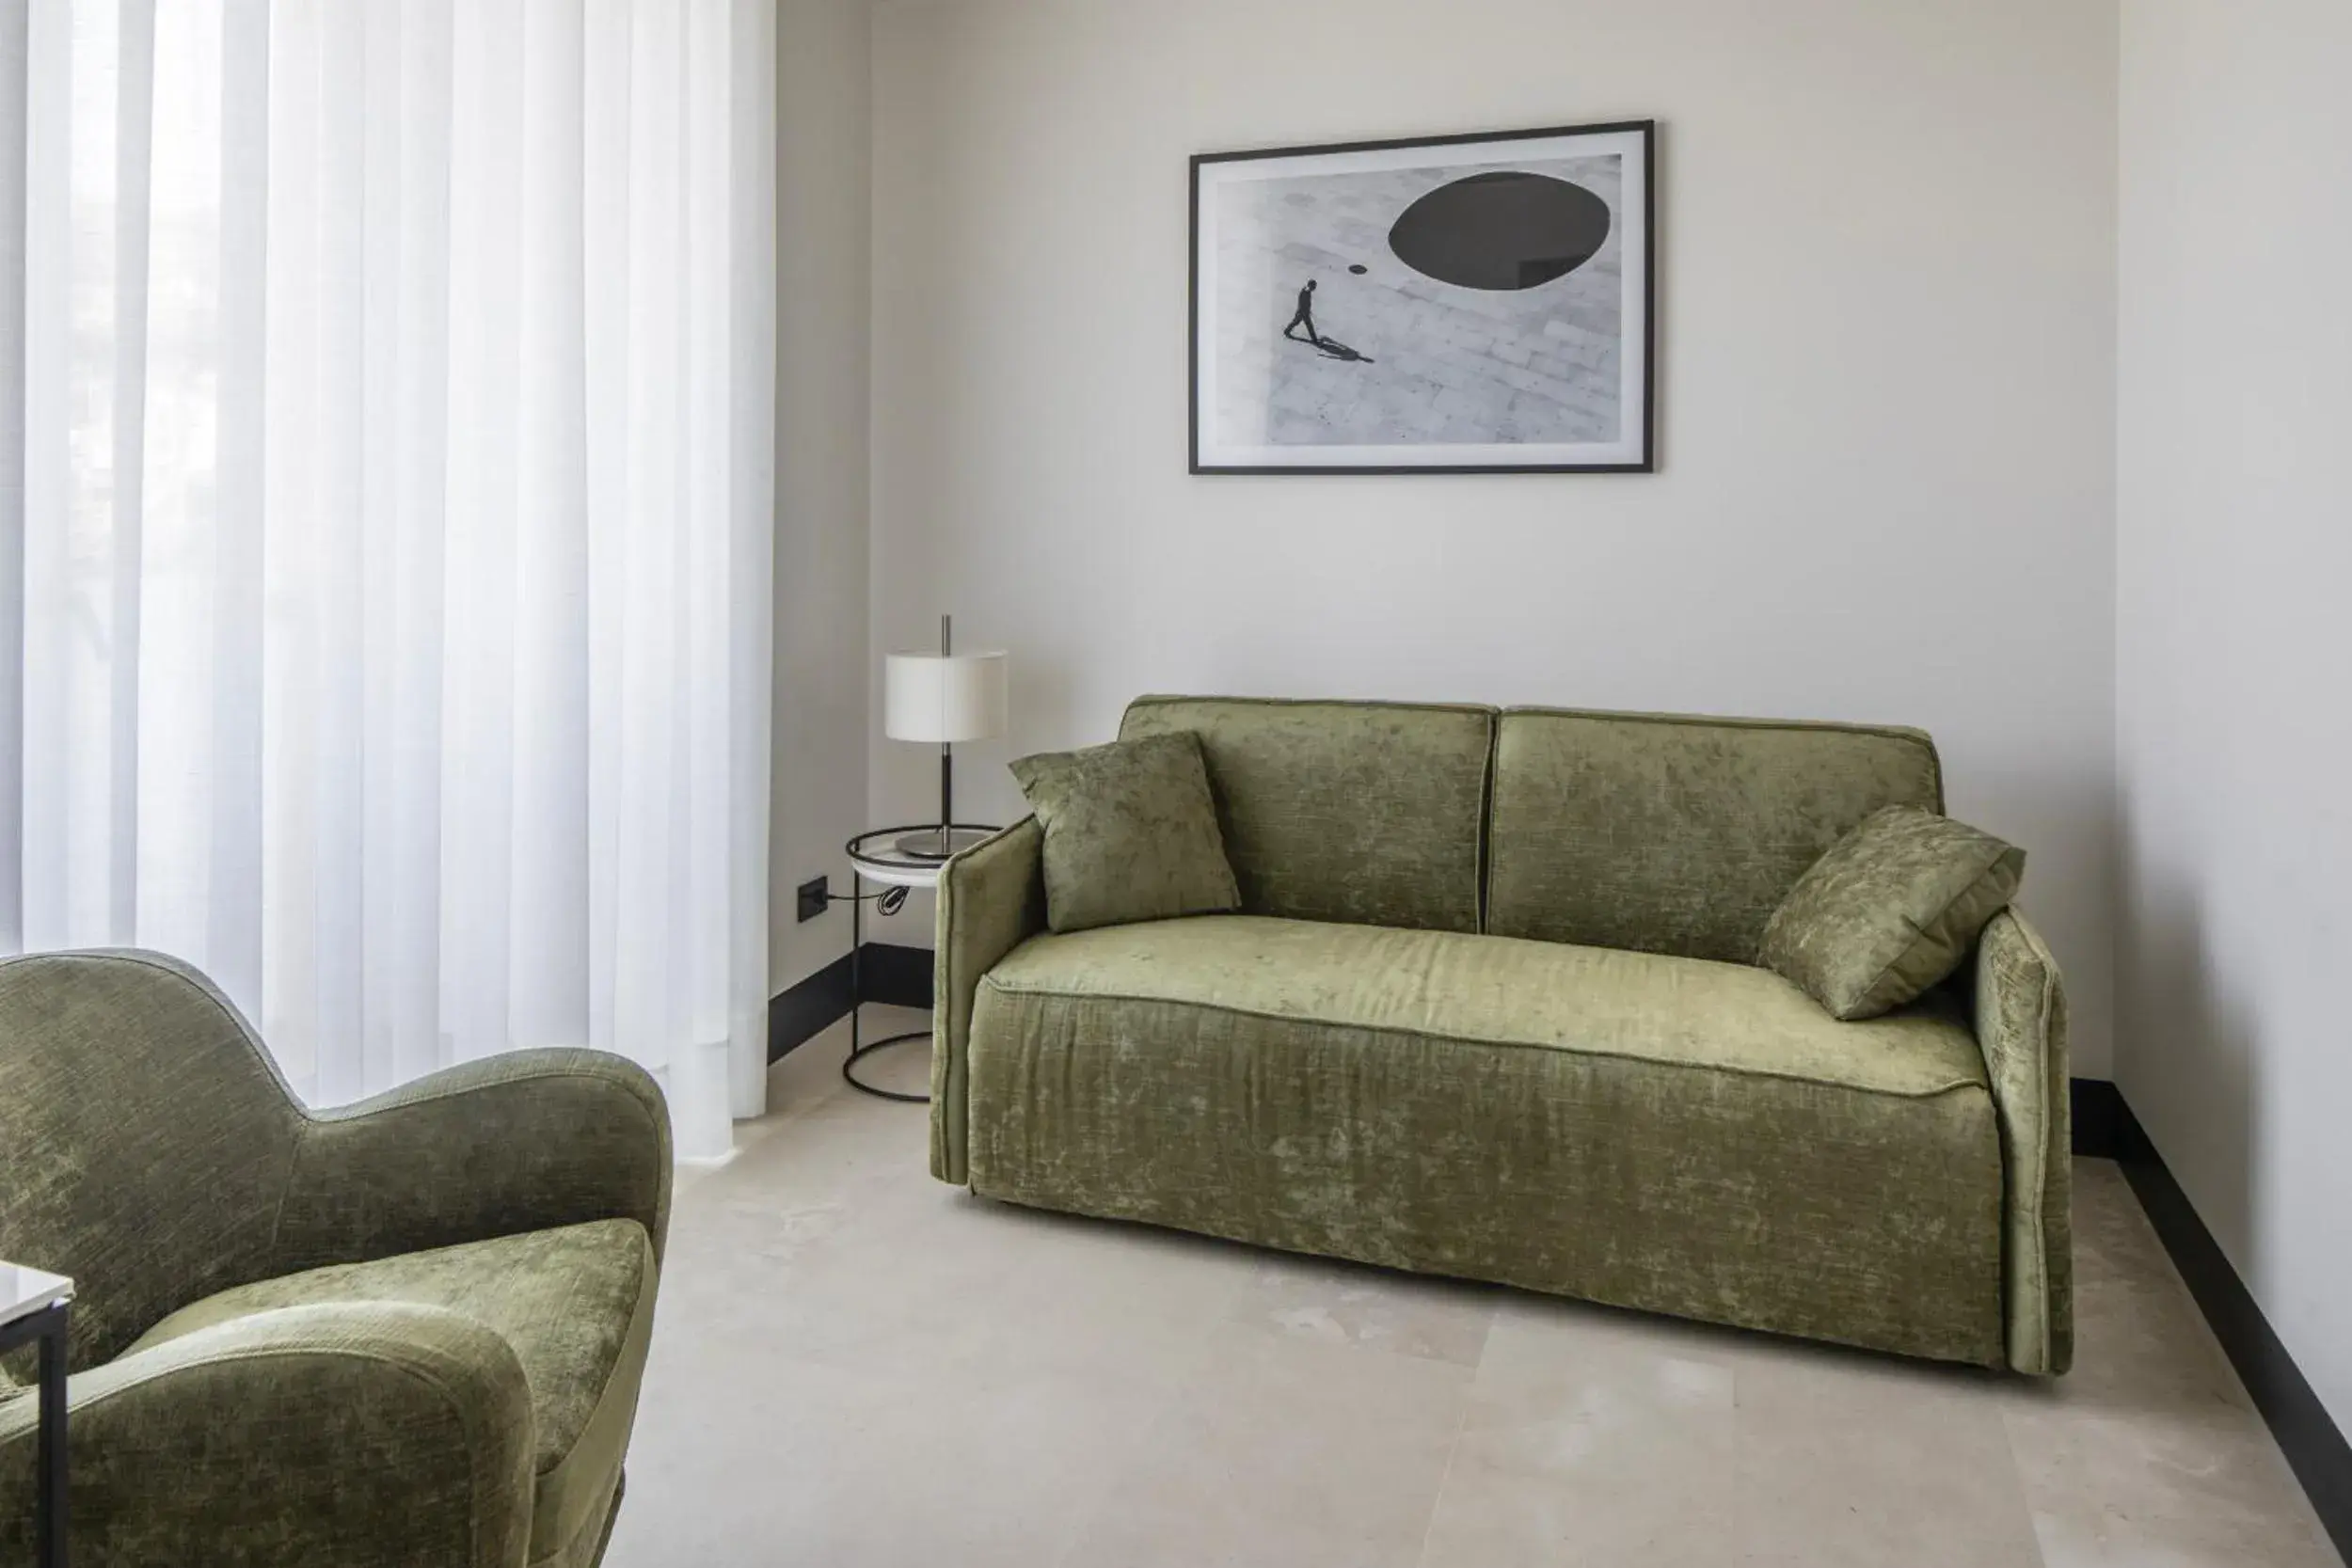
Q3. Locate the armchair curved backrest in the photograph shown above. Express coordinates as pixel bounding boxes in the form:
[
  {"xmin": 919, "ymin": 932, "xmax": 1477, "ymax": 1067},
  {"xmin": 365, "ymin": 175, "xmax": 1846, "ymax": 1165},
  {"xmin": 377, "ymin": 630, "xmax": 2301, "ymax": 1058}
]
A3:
[{"xmin": 0, "ymin": 950, "xmax": 306, "ymax": 1371}]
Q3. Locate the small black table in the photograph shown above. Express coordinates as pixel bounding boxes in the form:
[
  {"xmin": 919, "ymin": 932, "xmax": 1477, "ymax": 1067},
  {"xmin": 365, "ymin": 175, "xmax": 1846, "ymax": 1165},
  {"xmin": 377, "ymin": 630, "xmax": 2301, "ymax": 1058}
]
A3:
[{"xmin": 1, "ymin": 1261, "xmax": 72, "ymax": 1568}]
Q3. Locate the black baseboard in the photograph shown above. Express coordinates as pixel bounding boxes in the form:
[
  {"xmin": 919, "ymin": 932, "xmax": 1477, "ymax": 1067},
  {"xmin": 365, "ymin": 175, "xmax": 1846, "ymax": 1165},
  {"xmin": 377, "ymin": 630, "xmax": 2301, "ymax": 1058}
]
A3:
[
  {"xmin": 2074, "ymin": 1077, "xmax": 2349, "ymax": 1560},
  {"xmin": 766, "ymin": 942, "xmax": 935, "ymax": 1062},
  {"xmin": 860, "ymin": 942, "xmax": 934, "ymax": 1010},
  {"xmin": 2101, "ymin": 1089, "xmax": 2351, "ymax": 1561},
  {"xmin": 2069, "ymin": 1075, "xmax": 2125, "ymax": 1160},
  {"xmin": 767, "ymin": 951, "xmax": 853, "ymax": 1062}
]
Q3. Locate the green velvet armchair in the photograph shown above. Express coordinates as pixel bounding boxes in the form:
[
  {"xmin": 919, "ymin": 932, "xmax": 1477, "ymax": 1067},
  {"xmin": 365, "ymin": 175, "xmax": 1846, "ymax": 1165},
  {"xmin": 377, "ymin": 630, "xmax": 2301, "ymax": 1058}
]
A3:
[{"xmin": 0, "ymin": 950, "xmax": 670, "ymax": 1567}]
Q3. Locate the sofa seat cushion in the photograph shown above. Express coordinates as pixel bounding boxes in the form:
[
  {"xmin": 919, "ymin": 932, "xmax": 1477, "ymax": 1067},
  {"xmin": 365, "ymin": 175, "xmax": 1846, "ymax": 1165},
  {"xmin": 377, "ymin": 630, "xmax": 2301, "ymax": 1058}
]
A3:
[
  {"xmin": 967, "ymin": 916, "xmax": 2006, "ymax": 1364},
  {"xmin": 128, "ymin": 1219, "xmax": 656, "ymax": 1563},
  {"xmin": 983, "ymin": 914, "xmax": 1989, "ymax": 1097}
]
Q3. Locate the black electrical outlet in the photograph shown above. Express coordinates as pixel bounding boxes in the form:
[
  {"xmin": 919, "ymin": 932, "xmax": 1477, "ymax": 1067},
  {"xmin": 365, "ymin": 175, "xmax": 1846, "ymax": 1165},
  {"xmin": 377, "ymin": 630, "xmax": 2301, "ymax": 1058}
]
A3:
[{"xmin": 796, "ymin": 875, "xmax": 830, "ymax": 924}]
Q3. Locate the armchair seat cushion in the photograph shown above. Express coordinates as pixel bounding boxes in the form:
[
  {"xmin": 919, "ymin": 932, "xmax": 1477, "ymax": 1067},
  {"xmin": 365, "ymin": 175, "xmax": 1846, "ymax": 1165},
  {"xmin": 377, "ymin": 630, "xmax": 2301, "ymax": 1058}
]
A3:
[
  {"xmin": 128, "ymin": 1219, "xmax": 657, "ymax": 1564},
  {"xmin": 967, "ymin": 915, "xmax": 2008, "ymax": 1363}
]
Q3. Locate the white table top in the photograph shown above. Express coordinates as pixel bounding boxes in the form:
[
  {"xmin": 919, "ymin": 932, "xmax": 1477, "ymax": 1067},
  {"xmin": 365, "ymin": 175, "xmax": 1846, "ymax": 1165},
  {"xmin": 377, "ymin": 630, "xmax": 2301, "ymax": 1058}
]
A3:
[
  {"xmin": 847, "ymin": 826, "xmax": 1002, "ymax": 890},
  {"xmin": 0, "ymin": 1261, "xmax": 73, "ymax": 1327},
  {"xmin": 848, "ymin": 853, "xmax": 946, "ymax": 891}
]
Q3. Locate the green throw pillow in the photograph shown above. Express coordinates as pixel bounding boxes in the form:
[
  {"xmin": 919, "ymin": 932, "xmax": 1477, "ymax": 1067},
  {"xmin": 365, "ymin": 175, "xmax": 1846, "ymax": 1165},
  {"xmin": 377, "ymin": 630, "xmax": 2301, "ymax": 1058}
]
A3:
[
  {"xmin": 1009, "ymin": 731, "xmax": 1241, "ymax": 934},
  {"xmin": 1757, "ymin": 804, "xmax": 2026, "ymax": 1021}
]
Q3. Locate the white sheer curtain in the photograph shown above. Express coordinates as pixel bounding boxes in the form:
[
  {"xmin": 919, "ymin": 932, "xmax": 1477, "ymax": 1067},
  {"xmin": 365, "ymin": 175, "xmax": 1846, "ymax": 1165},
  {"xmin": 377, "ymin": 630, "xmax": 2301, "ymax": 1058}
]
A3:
[{"xmin": 0, "ymin": 0, "xmax": 776, "ymax": 1160}]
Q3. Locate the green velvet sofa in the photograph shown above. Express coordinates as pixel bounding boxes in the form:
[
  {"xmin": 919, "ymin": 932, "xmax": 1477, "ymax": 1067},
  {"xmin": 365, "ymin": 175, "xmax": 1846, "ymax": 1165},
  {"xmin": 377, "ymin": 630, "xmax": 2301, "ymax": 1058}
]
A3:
[
  {"xmin": 932, "ymin": 697, "xmax": 2071, "ymax": 1373},
  {"xmin": 0, "ymin": 950, "xmax": 670, "ymax": 1566}
]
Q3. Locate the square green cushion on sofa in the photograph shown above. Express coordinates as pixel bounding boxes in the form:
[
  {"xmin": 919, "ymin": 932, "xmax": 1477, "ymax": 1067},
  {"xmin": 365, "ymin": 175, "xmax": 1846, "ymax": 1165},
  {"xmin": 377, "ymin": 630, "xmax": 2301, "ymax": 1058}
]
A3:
[
  {"xmin": 1009, "ymin": 730, "xmax": 1241, "ymax": 934},
  {"xmin": 1758, "ymin": 803, "xmax": 2026, "ymax": 1020}
]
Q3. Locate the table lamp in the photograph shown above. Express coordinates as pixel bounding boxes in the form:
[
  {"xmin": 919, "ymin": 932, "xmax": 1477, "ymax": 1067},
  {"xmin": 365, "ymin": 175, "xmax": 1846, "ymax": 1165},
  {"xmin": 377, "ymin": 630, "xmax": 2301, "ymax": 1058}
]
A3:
[{"xmin": 884, "ymin": 615, "xmax": 1009, "ymax": 861}]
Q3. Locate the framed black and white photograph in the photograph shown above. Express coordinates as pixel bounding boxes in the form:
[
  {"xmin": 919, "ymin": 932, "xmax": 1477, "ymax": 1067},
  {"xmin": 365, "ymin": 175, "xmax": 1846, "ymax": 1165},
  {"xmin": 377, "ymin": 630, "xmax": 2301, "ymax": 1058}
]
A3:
[{"xmin": 1190, "ymin": 120, "xmax": 1655, "ymax": 475}]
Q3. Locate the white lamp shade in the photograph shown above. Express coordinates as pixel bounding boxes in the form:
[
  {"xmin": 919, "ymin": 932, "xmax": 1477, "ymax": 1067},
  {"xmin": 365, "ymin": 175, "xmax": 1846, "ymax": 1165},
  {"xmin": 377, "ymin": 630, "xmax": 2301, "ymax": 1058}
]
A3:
[{"xmin": 885, "ymin": 651, "xmax": 1009, "ymax": 743}]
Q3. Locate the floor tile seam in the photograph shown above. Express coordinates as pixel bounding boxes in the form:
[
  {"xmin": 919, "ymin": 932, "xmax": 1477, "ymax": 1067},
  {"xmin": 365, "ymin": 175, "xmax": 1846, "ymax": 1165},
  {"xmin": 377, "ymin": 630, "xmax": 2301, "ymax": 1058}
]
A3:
[{"xmin": 1409, "ymin": 1394, "xmax": 1476, "ymax": 1568}]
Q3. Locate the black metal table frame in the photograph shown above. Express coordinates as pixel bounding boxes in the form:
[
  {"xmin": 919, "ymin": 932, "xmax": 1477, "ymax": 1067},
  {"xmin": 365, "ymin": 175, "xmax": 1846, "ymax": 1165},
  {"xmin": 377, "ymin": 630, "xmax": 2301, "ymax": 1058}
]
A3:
[
  {"xmin": 2, "ymin": 1298, "xmax": 69, "ymax": 1567},
  {"xmin": 836, "ymin": 825, "xmax": 997, "ymax": 1103}
]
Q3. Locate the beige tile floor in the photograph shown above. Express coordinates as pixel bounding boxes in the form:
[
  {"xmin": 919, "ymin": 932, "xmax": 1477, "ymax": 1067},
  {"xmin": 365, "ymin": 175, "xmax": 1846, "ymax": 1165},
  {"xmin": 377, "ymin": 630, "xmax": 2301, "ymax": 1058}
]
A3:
[{"xmin": 606, "ymin": 1006, "xmax": 2340, "ymax": 1568}]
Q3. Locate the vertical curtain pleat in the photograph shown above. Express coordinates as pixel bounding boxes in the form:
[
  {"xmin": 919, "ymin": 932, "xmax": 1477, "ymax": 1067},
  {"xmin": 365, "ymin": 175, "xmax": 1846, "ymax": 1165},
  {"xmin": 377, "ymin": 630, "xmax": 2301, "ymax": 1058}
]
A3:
[
  {"xmin": 20, "ymin": 0, "xmax": 86, "ymax": 950},
  {"xmin": 440, "ymin": 0, "xmax": 521, "ymax": 1070},
  {"xmin": 581, "ymin": 0, "xmax": 630, "ymax": 1068},
  {"xmin": 104, "ymin": 0, "xmax": 151, "ymax": 943},
  {"xmin": 355, "ymin": 0, "xmax": 405, "ymax": 1095},
  {"xmin": 310, "ymin": 0, "xmax": 368, "ymax": 1101},
  {"xmin": 725, "ymin": 0, "xmax": 776, "ymax": 1118},
  {"xmin": 386, "ymin": 0, "xmax": 450, "ymax": 1089},
  {"xmin": 686, "ymin": 0, "xmax": 729, "ymax": 1101},
  {"xmin": 4, "ymin": 0, "xmax": 774, "ymax": 1159},
  {"xmin": 511, "ymin": 0, "xmax": 590, "ymax": 1058},
  {"xmin": 258, "ymin": 0, "xmax": 320, "ymax": 1083},
  {"xmin": 0, "ymin": 0, "xmax": 29, "ymax": 952},
  {"xmin": 208, "ymin": 0, "xmax": 268, "ymax": 1016},
  {"xmin": 132, "ymin": 0, "xmax": 221, "ymax": 967},
  {"xmin": 613, "ymin": 0, "xmax": 683, "ymax": 1084}
]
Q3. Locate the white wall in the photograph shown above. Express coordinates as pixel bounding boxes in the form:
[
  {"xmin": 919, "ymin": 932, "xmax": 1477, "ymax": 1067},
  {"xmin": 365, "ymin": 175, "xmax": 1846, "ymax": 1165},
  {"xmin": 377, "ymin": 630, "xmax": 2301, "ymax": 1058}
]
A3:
[
  {"xmin": 770, "ymin": 0, "xmax": 874, "ymax": 994},
  {"xmin": 866, "ymin": 0, "xmax": 2122, "ymax": 1073},
  {"xmin": 2116, "ymin": 0, "xmax": 2352, "ymax": 1432}
]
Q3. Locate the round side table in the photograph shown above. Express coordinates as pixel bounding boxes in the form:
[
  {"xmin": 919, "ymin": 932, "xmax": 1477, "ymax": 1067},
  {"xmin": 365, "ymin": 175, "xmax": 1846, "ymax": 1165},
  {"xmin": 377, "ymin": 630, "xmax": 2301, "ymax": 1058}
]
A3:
[{"xmin": 839, "ymin": 825, "xmax": 998, "ymax": 1102}]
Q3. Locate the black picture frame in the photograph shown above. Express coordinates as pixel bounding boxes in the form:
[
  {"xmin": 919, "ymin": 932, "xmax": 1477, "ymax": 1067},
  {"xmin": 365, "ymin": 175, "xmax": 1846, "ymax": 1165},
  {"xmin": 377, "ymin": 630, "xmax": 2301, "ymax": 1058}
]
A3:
[{"xmin": 1189, "ymin": 119, "xmax": 1657, "ymax": 476}]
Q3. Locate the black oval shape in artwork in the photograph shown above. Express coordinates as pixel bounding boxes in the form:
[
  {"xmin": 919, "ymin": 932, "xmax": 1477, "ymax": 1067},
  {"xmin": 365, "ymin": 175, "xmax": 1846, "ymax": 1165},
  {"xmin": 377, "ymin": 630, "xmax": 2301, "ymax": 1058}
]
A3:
[{"xmin": 1388, "ymin": 172, "xmax": 1611, "ymax": 292}]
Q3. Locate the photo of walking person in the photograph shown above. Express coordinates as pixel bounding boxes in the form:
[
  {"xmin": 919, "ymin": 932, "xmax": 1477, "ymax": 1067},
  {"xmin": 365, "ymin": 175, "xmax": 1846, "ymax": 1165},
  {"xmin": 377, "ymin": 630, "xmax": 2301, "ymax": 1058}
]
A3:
[{"xmin": 1283, "ymin": 279, "xmax": 1322, "ymax": 346}]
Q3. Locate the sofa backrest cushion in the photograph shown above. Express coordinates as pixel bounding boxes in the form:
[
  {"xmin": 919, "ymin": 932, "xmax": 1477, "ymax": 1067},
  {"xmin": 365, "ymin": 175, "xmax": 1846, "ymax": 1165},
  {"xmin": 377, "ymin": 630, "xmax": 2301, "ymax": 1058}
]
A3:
[
  {"xmin": 1486, "ymin": 707, "xmax": 1945, "ymax": 962},
  {"xmin": 1120, "ymin": 696, "xmax": 1493, "ymax": 933}
]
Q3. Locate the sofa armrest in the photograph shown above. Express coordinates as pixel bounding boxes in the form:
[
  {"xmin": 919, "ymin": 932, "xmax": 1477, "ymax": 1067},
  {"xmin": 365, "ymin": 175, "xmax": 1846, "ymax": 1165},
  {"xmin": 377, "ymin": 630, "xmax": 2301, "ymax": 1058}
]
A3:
[
  {"xmin": 1973, "ymin": 907, "xmax": 2073, "ymax": 1374},
  {"xmin": 276, "ymin": 1049, "xmax": 672, "ymax": 1274},
  {"xmin": 932, "ymin": 818, "xmax": 1048, "ymax": 1182},
  {"xmin": 0, "ymin": 1302, "xmax": 535, "ymax": 1566}
]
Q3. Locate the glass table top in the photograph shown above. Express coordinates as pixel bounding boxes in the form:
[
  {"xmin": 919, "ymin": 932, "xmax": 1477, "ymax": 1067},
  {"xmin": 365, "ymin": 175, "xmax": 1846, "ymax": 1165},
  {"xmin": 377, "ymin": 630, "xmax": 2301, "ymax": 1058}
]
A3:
[{"xmin": 0, "ymin": 1261, "xmax": 73, "ymax": 1328}]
